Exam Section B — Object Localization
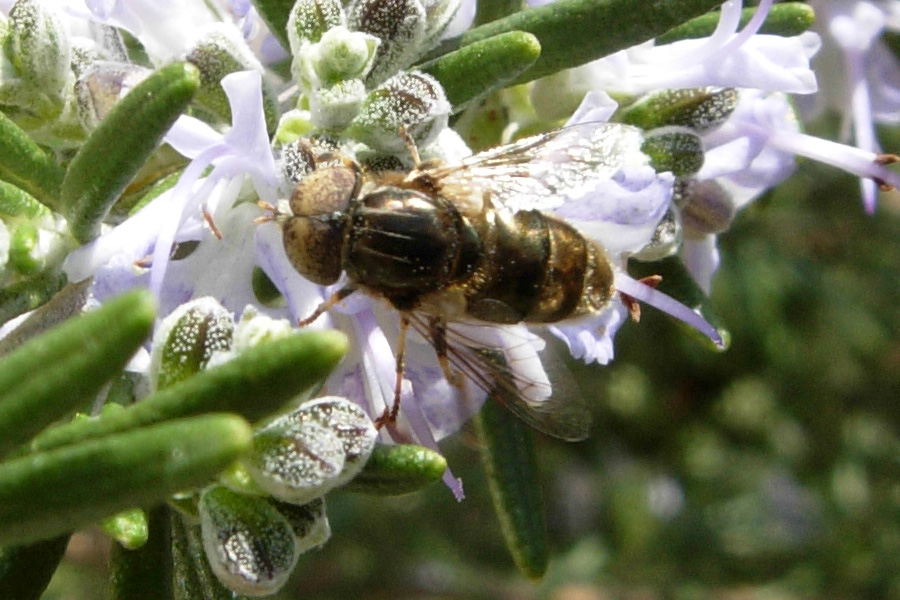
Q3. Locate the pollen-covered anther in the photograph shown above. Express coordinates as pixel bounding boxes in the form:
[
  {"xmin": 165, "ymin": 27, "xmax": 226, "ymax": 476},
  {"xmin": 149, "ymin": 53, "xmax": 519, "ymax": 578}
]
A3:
[
  {"xmin": 874, "ymin": 154, "xmax": 900, "ymax": 191},
  {"xmin": 620, "ymin": 275, "xmax": 662, "ymax": 323}
]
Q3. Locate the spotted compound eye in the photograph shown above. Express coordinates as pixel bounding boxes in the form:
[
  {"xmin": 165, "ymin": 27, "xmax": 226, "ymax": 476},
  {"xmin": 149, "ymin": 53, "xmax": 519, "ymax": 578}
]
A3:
[
  {"xmin": 282, "ymin": 214, "xmax": 347, "ymax": 285},
  {"xmin": 282, "ymin": 165, "xmax": 360, "ymax": 285},
  {"xmin": 289, "ymin": 165, "xmax": 360, "ymax": 216}
]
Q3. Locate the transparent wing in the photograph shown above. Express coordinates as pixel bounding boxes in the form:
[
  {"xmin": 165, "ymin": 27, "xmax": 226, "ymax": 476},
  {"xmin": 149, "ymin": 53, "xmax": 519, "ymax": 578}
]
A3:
[
  {"xmin": 407, "ymin": 313, "xmax": 592, "ymax": 441},
  {"xmin": 426, "ymin": 123, "xmax": 646, "ymax": 214}
]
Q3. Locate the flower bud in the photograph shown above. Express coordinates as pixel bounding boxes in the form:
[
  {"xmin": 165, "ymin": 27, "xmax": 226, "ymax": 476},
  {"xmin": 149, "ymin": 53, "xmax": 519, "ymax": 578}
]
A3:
[
  {"xmin": 346, "ymin": 71, "xmax": 449, "ymax": 153},
  {"xmin": 149, "ymin": 297, "xmax": 235, "ymax": 391},
  {"xmin": 7, "ymin": 0, "xmax": 71, "ymax": 100},
  {"xmin": 310, "ymin": 78, "xmax": 368, "ymax": 130},
  {"xmin": 288, "ymin": 0, "xmax": 345, "ymax": 48},
  {"xmin": 186, "ymin": 25, "xmax": 275, "ymax": 130},
  {"xmin": 70, "ymin": 24, "xmax": 128, "ymax": 79},
  {"xmin": 246, "ymin": 420, "xmax": 345, "ymax": 504},
  {"xmin": 199, "ymin": 485, "xmax": 300, "ymax": 597},
  {"xmin": 633, "ymin": 206, "xmax": 682, "ymax": 262},
  {"xmin": 229, "ymin": 305, "xmax": 295, "ymax": 352},
  {"xmin": 294, "ymin": 26, "xmax": 380, "ymax": 92},
  {"xmin": 279, "ymin": 138, "xmax": 318, "ymax": 184},
  {"xmin": 301, "ymin": 397, "xmax": 378, "ymax": 476},
  {"xmin": 348, "ymin": 0, "xmax": 427, "ymax": 85},
  {"xmin": 275, "ymin": 108, "xmax": 315, "ymax": 146},
  {"xmin": 271, "ymin": 497, "xmax": 331, "ymax": 553},
  {"xmin": 75, "ymin": 62, "xmax": 150, "ymax": 129},
  {"xmin": 244, "ymin": 397, "xmax": 377, "ymax": 504},
  {"xmin": 642, "ymin": 127, "xmax": 705, "ymax": 177},
  {"xmin": 620, "ymin": 88, "xmax": 739, "ymax": 133},
  {"xmin": 676, "ymin": 179, "xmax": 736, "ymax": 236}
]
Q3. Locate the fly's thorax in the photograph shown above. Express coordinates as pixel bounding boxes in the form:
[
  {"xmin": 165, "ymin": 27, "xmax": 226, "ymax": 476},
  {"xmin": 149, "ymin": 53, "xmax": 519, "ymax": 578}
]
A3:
[
  {"xmin": 463, "ymin": 210, "xmax": 614, "ymax": 325},
  {"xmin": 282, "ymin": 165, "xmax": 361, "ymax": 285},
  {"xmin": 343, "ymin": 185, "xmax": 483, "ymax": 311}
]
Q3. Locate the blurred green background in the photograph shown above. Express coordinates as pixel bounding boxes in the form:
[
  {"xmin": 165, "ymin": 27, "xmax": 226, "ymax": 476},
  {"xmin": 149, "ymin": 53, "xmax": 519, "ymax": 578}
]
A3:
[{"xmin": 42, "ymin": 140, "xmax": 900, "ymax": 599}]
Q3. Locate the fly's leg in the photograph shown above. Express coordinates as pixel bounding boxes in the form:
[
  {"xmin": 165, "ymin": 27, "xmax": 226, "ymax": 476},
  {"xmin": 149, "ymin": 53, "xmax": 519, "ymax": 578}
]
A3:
[
  {"xmin": 430, "ymin": 316, "xmax": 464, "ymax": 389},
  {"xmin": 399, "ymin": 126, "xmax": 422, "ymax": 167},
  {"xmin": 374, "ymin": 314, "xmax": 410, "ymax": 429},
  {"xmin": 297, "ymin": 285, "xmax": 357, "ymax": 327}
]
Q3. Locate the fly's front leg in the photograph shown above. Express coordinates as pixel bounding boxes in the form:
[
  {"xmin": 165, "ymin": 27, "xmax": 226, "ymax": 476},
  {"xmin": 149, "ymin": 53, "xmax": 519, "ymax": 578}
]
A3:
[
  {"xmin": 374, "ymin": 314, "xmax": 410, "ymax": 430},
  {"xmin": 298, "ymin": 285, "xmax": 356, "ymax": 327}
]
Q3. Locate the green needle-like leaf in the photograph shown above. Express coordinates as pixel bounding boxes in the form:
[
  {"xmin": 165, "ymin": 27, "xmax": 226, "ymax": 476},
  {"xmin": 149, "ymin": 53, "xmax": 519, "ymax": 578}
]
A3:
[
  {"xmin": 0, "ymin": 269, "xmax": 67, "ymax": 329},
  {"xmin": 421, "ymin": 31, "xmax": 540, "ymax": 111},
  {"xmin": 0, "ymin": 414, "xmax": 253, "ymax": 546},
  {"xmin": 102, "ymin": 508, "xmax": 149, "ymax": 550},
  {"xmin": 0, "ymin": 535, "xmax": 69, "ymax": 600},
  {"xmin": 171, "ymin": 512, "xmax": 248, "ymax": 600},
  {"xmin": 250, "ymin": 0, "xmax": 294, "ymax": 52},
  {"xmin": 0, "ymin": 108, "xmax": 64, "ymax": 209},
  {"xmin": 62, "ymin": 62, "xmax": 200, "ymax": 243},
  {"xmin": 474, "ymin": 0, "xmax": 525, "ymax": 27},
  {"xmin": 29, "ymin": 330, "xmax": 348, "ymax": 453},
  {"xmin": 0, "ymin": 289, "xmax": 156, "ymax": 457},
  {"xmin": 341, "ymin": 443, "xmax": 447, "ymax": 495},
  {"xmin": 657, "ymin": 2, "xmax": 815, "ymax": 44},
  {"xmin": 475, "ymin": 399, "xmax": 548, "ymax": 580},
  {"xmin": 0, "ymin": 180, "xmax": 49, "ymax": 220},
  {"xmin": 457, "ymin": 0, "xmax": 723, "ymax": 85},
  {"xmin": 0, "ymin": 279, "xmax": 91, "ymax": 355},
  {"xmin": 109, "ymin": 507, "xmax": 174, "ymax": 600}
]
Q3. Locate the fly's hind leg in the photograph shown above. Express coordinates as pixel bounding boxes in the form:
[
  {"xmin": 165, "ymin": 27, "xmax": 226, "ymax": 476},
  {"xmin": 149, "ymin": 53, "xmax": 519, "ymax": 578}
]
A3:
[
  {"xmin": 430, "ymin": 316, "xmax": 465, "ymax": 390},
  {"xmin": 374, "ymin": 314, "xmax": 410, "ymax": 430},
  {"xmin": 298, "ymin": 285, "xmax": 357, "ymax": 326}
]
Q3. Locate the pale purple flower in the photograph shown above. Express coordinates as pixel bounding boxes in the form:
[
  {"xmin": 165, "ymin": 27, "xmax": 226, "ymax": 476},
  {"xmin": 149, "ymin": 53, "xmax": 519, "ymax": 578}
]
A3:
[
  {"xmin": 61, "ymin": 0, "xmax": 283, "ymax": 65},
  {"xmin": 804, "ymin": 0, "xmax": 900, "ymax": 211},
  {"xmin": 544, "ymin": 93, "xmax": 724, "ymax": 364},
  {"xmin": 531, "ymin": 0, "xmax": 820, "ymax": 120},
  {"xmin": 62, "ymin": 0, "xmax": 220, "ymax": 61},
  {"xmin": 64, "ymin": 70, "xmax": 279, "ymax": 313},
  {"xmin": 683, "ymin": 88, "xmax": 900, "ymax": 292},
  {"xmin": 442, "ymin": 0, "xmax": 475, "ymax": 38}
]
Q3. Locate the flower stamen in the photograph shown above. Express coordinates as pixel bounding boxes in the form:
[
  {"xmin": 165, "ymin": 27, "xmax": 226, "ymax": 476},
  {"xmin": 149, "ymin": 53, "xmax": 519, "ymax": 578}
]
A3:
[{"xmin": 203, "ymin": 205, "xmax": 225, "ymax": 240}]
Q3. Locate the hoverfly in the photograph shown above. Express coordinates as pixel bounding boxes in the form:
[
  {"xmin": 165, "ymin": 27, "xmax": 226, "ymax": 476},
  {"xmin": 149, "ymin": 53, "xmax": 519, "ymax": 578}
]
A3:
[{"xmin": 276, "ymin": 123, "xmax": 656, "ymax": 441}]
